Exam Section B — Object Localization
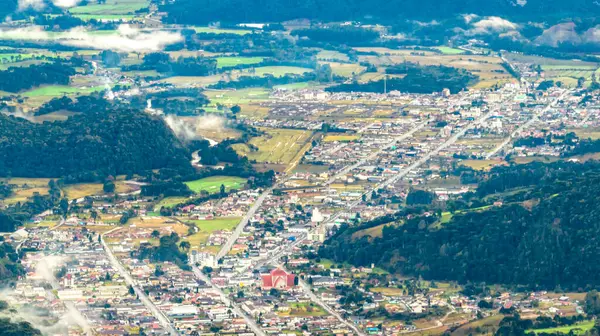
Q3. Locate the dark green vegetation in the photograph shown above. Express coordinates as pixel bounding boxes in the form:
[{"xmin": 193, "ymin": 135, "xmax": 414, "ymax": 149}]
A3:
[
  {"xmin": 320, "ymin": 161, "xmax": 600, "ymax": 290},
  {"xmin": 161, "ymin": 0, "xmax": 599, "ymax": 24},
  {"xmin": 0, "ymin": 61, "xmax": 76, "ymax": 93},
  {"xmin": 326, "ymin": 63, "xmax": 478, "ymax": 94},
  {"xmin": 0, "ymin": 242, "xmax": 25, "ymax": 283},
  {"xmin": 136, "ymin": 232, "xmax": 190, "ymax": 270},
  {"xmin": 0, "ymin": 107, "xmax": 192, "ymax": 180},
  {"xmin": 123, "ymin": 52, "xmax": 217, "ymax": 77},
  {"xmin": 0, "ymin": 317, "xmax": 42, "ymax": 336}
]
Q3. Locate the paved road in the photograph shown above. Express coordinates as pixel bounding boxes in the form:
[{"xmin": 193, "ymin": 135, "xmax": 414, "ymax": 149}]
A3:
[
  {"xmin": 485, "ymin": 89, "xmax": 570, "ymax": 159},
  {"xmin": 216, "ymin": 188, "xmax": 273, "ymax": 260},
  {"xmin": 192, "ymin": 266, "xmax": 267, "ymax": 336},
  {"xmin": 324, "ymin": 119, "xmax": 431, "ymax": 186},
  {"xmin": 101, "ymin": 229, "xmax": 177, "ymax": 335}
]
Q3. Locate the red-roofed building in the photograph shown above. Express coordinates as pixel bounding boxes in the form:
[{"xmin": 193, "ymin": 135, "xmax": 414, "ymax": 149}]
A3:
[{"xmin": 261, "ymin": 268, "xmax": 295, "ymax": 290}]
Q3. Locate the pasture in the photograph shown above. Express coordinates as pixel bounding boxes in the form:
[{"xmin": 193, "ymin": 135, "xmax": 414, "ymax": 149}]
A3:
[
  {"xmin": 184, "ymin": 217, "xmax": 241, "ymax": 247},
  {"xmin": 184, "ymin": 176, "xmax": 247, "ymax": 194},
  {"xmin": 216, "ymin": 56, "xmax": 263, "ymax": 68},
  {"xmin": 434, "ymin": 46, "xmax": 465, "ymax": 55},
  {"xmin": 527, "ymin": 321, "xmax": 594, "ymax": 335},
  {"xmin": 193, "ymin": 26, "xmax": 254, "ymax": 35},
  {"xmin": 68, "ymin": 0, "xmax": 148, "ymax": 15},
  {"xmin": 251, "ymin": 66, "xmax": 313, "ymax": 77},
  {"xmin": 232, "ymin": 128, "xmax": 313, "ymax": 165}
]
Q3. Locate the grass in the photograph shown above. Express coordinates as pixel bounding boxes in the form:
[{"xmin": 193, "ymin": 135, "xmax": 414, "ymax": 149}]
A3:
[
  {"xmin": 322, "ymin": 134, "xmax": 360, "ymax": 142},
  {"xmin": 216, "ymin": 56, "xmax": 263, "ymax": 68},
  {"xmin": 279, "ymin": 302, "xmax": 327, "ymax": 317},
  {"xmin": 527, "ymin": 321, "xmax": 595, "ymax": 335},
  {"xmin": 193, "ymin": 26, "xmax": 254, "ymax": 35},
  {"xmin": 184, "ymin": 217, "xmax": 241, "ymax": 248},
  {"xmin": 22, "ymin": 85, "xmax": 107, "ymax": 97},
  {"xmin": 434, "ymin": 46, "xmax": 465, "ymax": 55},
  {"xmin": 184, "ymin": 176, "xmax": 247, "ymax": 194},
  {"xmin": 452, "ymin": 314, "xmax": 504, "ymax": 336},
  {"xmin": 155, "ymin": 197, "xmax": 190, "ymax": 210},
  {"xmin": 205, "ymin": 88, "xmax": 270, "ymax": 105},
  {"xmin": 232, "ymin": 128, "xmax": 313, "ymax": 165},
  {"xmin": 72, "ymin": 14, "xmax": 136, "ymax": 21},
  {"xmin": 316, "ymin": 50, "xmax": 349, "ymax": 62},
  {"xmin": 68, "ymin": 0, "xmax": 148, "ymax": 15},
  {"xmin": 459, "ymin": 159, "xmax": 504, "ymax": 171},
  {"xmin": 370, "ymin": 287, "xmax": 404, "ymax": 296},
  {"xmin": 63, "ymin": 182, "xmax": 134, "ymax": 200},
  {"xmin": 252, "ymin": 66, "xmax": 313, "ymax": 77}
]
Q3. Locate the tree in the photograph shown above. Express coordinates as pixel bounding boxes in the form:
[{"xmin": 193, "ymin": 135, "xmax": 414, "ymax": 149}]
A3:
[
  {"xmin": 179, "ymin": 241, "xmax": 191, "ymax": 251},
  {"xmin": 151, "ymin": 230, "xmax": 160, "ymax": 239},
  {"xmin": 230, "ymin": 105, "xmax": 241, "ymax": 115},
  {"xmin": 220, "ymin": 184, "xmax": 226, "ymax": 196},
  {"xmin": 105, "ymin": 272, "xmax": 111, "ymax": 281},
  {"xmin": 585, "ymin": 291, "xmax": 600, "ymax": 316},
  {"xmin": 103, "ymin": 181, "xmax": 115, "ymax": 193},
  {"xmin": 128, "ymin": 285, "xmax": 135, "ymax": 296}
]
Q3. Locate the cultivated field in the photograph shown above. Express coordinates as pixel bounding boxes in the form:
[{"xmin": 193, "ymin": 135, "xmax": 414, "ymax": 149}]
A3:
[{"xmin": 68, "ymin": 0, "xmax": 148, "ymax": 15}]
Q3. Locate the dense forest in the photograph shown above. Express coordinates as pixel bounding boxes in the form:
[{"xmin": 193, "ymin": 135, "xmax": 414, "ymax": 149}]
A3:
[
  {"xmin": 122, "ymin": 52, "xmax": 217, "ymax": 77},
  {"xmin": 0, "ymin": 318, "xmax": 42, "ymax": 336},
  {"xmin": 326, "ymin": 63, "xmax": 478, "ymax": 94},
  {"xmin": 160, "ymin": 0, "xmax": 599, "ymax": 24},
  {"xmin": 0, "ymin": 61, "xmax": 76, "ymax": 93},
  {"xmin": 0, "ymin": 242, "xmax": 25, "ymax": 283},
  {"xmin": 320, "ymin": 161, "xmax": 600, "ymax": 290},
  {"xmin": 0, "ymin": 108, "xmax": 192, "ymax": 181}
]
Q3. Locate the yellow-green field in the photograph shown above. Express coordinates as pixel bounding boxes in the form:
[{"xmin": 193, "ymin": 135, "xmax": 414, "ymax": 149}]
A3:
[
  {"xmin": 232, "ymin": 128, "xmax": 313, "ymax": 165},
  {"xmin": 185, "ymin": 217, "xmax": 241, "ymax": 248},
  {"xmin": 184, "ymin": 176, "xmax": 247, "ymax": 194},
  {"xmin": 68, "ymin": 0, "xmax": 147, "ymax": 15},
  {"xmin": 216, "ymin": 56, "xmax": 264, "ymax": 68},
  {"xmin": 527, "ymin": 321, "xmax": 594, "ymax": 335},
  {"xmin": 323, "ymin": 134, "xmax": 360, "ymax": 142}
]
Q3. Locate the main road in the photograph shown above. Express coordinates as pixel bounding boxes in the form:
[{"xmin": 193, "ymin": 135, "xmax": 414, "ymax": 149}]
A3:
[
  {"xmin": 192, "ymin": 265, "xmax": 267, "ymax": 336},
  {"xmin": 101, "ymin": 229, "xmax": 178, "ymax": 335},
  {"xmin": 485, "ymin": 89, "xmax": 570, "ymax": 159}
]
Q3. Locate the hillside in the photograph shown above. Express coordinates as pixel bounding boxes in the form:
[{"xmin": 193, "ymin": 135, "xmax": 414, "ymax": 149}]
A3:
[
  {"xmin": 161, "ymin": 0, "xmax": 599, "ymax": 24},
  {"xmin": 319, "ymin": 161, "xmax": 600, "ymax": 290},
  {"xmin": 0, "ymin": 109, "xmax": 192, "ymax": 181}
]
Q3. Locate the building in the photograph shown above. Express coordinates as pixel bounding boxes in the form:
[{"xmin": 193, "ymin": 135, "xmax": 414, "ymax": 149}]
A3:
[{"xmin": 260, "ymin": 268, "xmax": 295, "ymax": 290}]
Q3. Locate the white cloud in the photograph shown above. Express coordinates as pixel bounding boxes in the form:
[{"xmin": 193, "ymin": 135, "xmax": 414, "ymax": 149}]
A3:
[
  {"xmin": 18, "ymin": 0, "xmax": 45, "ymax": 11},
  {"xmin": 52, "ymin": 0, "xmax": 82, "ymax": 8},
  {"xmin": 0, "ymin": 25, "xmax": 183, "ymax": 52},
  {"xmin": 468, "ymin": 16, "xmax": 519, "ymax": 35}
]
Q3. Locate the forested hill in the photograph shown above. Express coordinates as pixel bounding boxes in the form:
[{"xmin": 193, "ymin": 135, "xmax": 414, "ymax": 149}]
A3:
[
  {"xmin": 319, "ymin": 161, "xmax": 600, "ymax": 290},
  {"xmin": 0, "ymin": 109, "xmax": 193, "ymax": 181},
  {"xmin": 161, "ymin": 0, "xmax": 599, "ymax": 24}
]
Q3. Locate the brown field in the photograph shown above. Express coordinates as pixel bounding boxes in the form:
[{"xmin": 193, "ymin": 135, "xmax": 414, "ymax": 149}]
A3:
[{"xmin": 451, "ymin": 314, "xmax": 503, "ymax": 336}]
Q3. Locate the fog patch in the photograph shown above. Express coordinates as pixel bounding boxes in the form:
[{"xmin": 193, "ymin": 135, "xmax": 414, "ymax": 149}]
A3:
[{"xmin": 0, "ymin": 25, "xmax": 182, "ymax": 52}]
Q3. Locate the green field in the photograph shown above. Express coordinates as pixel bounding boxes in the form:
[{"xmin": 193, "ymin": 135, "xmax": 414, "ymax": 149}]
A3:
[
  {"xmin": 216, "ymin": 56, "xmax": 263, "ymax": 68},
  {"xmin": 434, "ymin": 46, "xmax": 465, "ymax": 55},
  {"xmin": 22, "ymin": 85, "xmax": 107, "ymax": 97},
  {"xmin": 184, "ymin": 176, "xmax": 247, "ymax": 194},
  {"xmin": 193, "ymin": 27, "xmax": 254, "ymax": 35},
  {"xmin": 527, "ymin": 321, "xmax": 595, "ymax": 335},
  {"xmin": 69, "ymin": 0, "xmax": 148, "ymax": 15},
  {"xmin": 72, "ymin": 14, "xmax": 136, "ymax": 21},
  {"xmin": 185, "ymin": 217, "xmax": 241, "ymax": 247},
  {"xmin": 252, "ymin": 66, "xmax": 313, "ymax": 77},
  {"xmin": 204, "ymin": 88, "xmax": 271, "ymax": 105}
]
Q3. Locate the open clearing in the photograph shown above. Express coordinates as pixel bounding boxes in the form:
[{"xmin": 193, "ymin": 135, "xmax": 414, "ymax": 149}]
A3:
[
  {"xmin": 184, "ymin": 217, "xmax": 241, "ymax": 248},
  {"xmin": 323, "ymin": 134, "xmax": 360, "ymax": 142},
  {"xmin": 63, "ymin": 182, "xmax": 135, "ymax": 200},
  {"xmin": 193, "ymin": 26, "xmax": 254, "ymax": 35},
  {"xmin": 216, "ymin": 56, "xmax": 264, "ymax": 68},
  {"xmin": 278, "ymin": 302, "xmax": 327, "ymax": 317},
  {"xmin": 232, "ymin": 128, "xmax": 313, "ymax": 165},
  {"xmin": 184, "ymin": 176, "xmax": 247, "ymax": 194},
  {"xmin": 527, "ymin": 321, "xmax": 594, "ymax": 335},
  {"xmin": 69, "ymin": 0, "xmax": 147, "ymax": 15}
]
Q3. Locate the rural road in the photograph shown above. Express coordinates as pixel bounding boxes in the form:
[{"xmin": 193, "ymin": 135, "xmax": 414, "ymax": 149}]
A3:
[{"xmin": 216, "ymin": 187, "xmax": 273, "ymax": 260}]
